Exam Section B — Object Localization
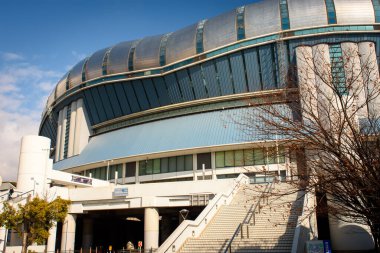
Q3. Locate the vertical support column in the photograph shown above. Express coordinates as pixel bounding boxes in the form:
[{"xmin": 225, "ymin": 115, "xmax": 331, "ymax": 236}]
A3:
[
  {"xmin": 82, "ymin": 218, "xmax": 93, "ymax": 251},
  {"xmin": 313, "ymin": 44, "xmax": 334, "ymax": 130},
  {"xmin": 74, "ymin": 99, "xmax": 91, "ymax": 156},
  {"xmin": 358, "ymin": 42, "xmax": 380, "ymax": 118},
  {"xmin": 47, "ymin": 222, "xmax": 57, "ymax": 253},
  {"xmin": 55, "ymin": 109, "xmax": 64, "ymax": 162},
  {"xmin": 341, "ymin": 42, "xmax": 367, "ymax": 118},
  {"xmin": 0, "ymin": 227, "xmax": 7, "ymax": 253},
  {"xmin": 122, "ymin": 163, "xmax": 126, "ymax": 184},
  {"xmin": 295, "ymin": 46, "xmax": 318, "ymax": 118},
  {"xmin": 59, "ymin": 106, "xmax": 68, "ymax": 161},
  {"xmin": 135, "ymin": 162, "xmax": 140, "ymax": 184},
  {"xmin": 211, "ymin": 152, "xmax": 216, "ymax": 180},
  {"xmin": 61, "ymin": 214, "xmax": 76, "ymax": 253},
  {"xmin": 67, "ymin": 101, "xmax": 77, "ymax": 158},
  {"xmin": 192, "ymin": 154, "xmax": 197, "ymax": 181},
  {"xmin": 144, "ymin": 208, "xmax": 159, "ymax": 251}
]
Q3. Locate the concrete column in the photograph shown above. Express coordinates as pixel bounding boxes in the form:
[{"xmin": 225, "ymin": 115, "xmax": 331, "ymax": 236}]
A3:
[
  {"xmin": 82, "ymin": 218, "xmax": 93, "ymax": 250},
  {"xmin": 144, "ymin": 208, "xmax": 159, "ymax": 250},
  {"xmin": 0, "ymin": 227, "xmax": 7, "ymax": 252},
  {"xmin": 295, "ymin": 46, "xmax": 318, "ymax": 118},
  {"xmin": 67, "ymin": 101, "xmax": 77, "ymax": 158},
  {"xmin": 59, "ymin": 106, "xmax": 68, "ymax": 160},
  {"xmin": 192, "ymin": 154, "xmax": 197, "ymax": 181},
  {"xmin": 74, "ymin": 99, "xmax": 91, "ymax": 156},
  {"xmin": 55, "ymin": 110, "xmax": 64, "ymax": 162},
  {"xmin": 135, "ymin": 162, "xmax": 140, "ymax": 184},
  {"xmin": 122, "ymin": 163, "xmax": 126, "ymax": 184},
  {"xmin": 313, "ymin": 44, "xmax": 335, "ymax": 130},
  {"xmin": 358, "ymin": 42, "xmax": 380, "ymax": 118},
  {"xmin": 61, "ymin": 214, "xmax": 76, "ymax": 252},
  {"xmin": 341, "ymin": 42, "xmax": 367, "ymax": 118},
  {"xmin": 47, "ymin": 222, "xmax": 57, "ymax": 253},
  {"xmin": 17, "ymin": 135, "xmax": 51, "ymax": 195},
  {"xmin": 210, "ymin": 152, "xmax": 216, "ymax": 180}
]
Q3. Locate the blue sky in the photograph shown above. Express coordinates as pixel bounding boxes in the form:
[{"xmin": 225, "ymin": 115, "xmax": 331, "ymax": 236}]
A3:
[{"xmin": 0, "ymin": 0, "xmax": 258, "ymax": 181}]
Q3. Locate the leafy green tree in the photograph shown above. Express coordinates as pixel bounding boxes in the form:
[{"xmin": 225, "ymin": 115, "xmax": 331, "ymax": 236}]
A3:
[{"xmin": 0, "ymin": 196, "xmax": 71, "ymax": 253}]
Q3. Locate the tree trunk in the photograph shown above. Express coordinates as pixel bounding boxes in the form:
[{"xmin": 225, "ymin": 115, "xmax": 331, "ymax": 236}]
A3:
[{"xmin": 21, "ymin": 232, "xmax": 28, "ymax": 253}]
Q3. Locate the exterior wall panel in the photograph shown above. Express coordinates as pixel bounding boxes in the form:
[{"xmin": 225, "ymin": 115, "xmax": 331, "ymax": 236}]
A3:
[
  {"xmin": 230, "ymin": 52, "xmax": 247, "ymax": 94},
  {"xmin": 334, "ymin": 0, "xmax": 375, "ymax": 24},
  {"xmin": 123, "ymin": 82, "xmax": 141, "ymax": 113},
  {"xmin": 244, "ymin": 48, "xmax": 262, "ymax": 92},
  {"xmin": 259, "ymin": 45, "xmax": 276, "ymax": 90},
  {"xmin": 152, "ymin": 77, "xmax": 171, "ymax": 106},
  {"xmin": 69, "ymin": 58, "xmax": 87, "ymax": 88},
  {"xmin": 142, "ymin": 79, "xmax": 160, "ymax": 108},
  {"xmin": 245, "ymin": 0, "xmax": 281, "ymax": 38},
  {"xmin": 215, "ymin": 56, "xmax": 234, "ymax": 95},
  {"xmin": 55, "ymin": 75, "xmax": 68, "ymax": 99},
  {"xmin": 132, "ymin": 80, "xmax": 150, "ymax": 111},
  {"xmin": 104, "ymin": 85, "xmax": 123, "ymax": 118},
  {"xmin": 166, "ymin": 24, "xmax": 197, "ymax": 64},
  {"xmin": 176, "ymin": 69, "xmax": 195, "ymax": 101},
  {"xmin": 288, "ymin": 0, "xmax": 328, "ymax": 29},
  {"xmin": 202, "ymin": 61, "xmax": 221, "ymax": 97},
  {"xmin": 113, "ymin": 83, "xmax": 132, "ymax": 115},
  {"xmin": 189, "ymin": 65, "xmax": 208, "ymax": 99},
  {"xmin": 97, "ymin": 85, "xmax": 115, "ymax": 120},
  {"xmin": 86, "ymin": 48, "xmax": 109, "ymax": 80},
  {"xmin": 108, "ymin": 41, "xmax": 134, "ymax": 74},
  {"xmin": 83, "ymin": 89, "xmax": 100, "ymax": 125},
  {"xmin": 164, "ymin": 74, "xmax": 183, "ymax": 104},
  {"xmin": 134, "ymin": 35, "xmax": 163, "ymax": 70},
  {"xmin": 203, "ymin": 10, "xmax": 237, "ymax": 52}
]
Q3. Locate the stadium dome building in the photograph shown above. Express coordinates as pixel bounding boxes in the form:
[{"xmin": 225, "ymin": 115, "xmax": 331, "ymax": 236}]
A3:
[{"xmin": 1, "ymin": 0, "xmax": 379, "ymax": 252}]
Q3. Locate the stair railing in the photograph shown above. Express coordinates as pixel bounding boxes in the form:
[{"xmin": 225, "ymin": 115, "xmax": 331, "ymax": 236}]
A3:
[
  {"xmin": 157, "ymin": 174, "xmax": 250, "ymax": 253},
  {"xmin": 224, "ymin": 179, "xmax": 277, "ymax": 253}
]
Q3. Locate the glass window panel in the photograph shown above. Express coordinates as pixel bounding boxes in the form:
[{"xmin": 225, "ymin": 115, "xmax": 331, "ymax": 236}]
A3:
[
  {"xmin": 197, "ymin": 153, "xmax": 211, "ymax": 170},
  {"xmin": 254, "ymin": 149, "xmax": 265, "ymax": 165},
  {"xmin": 153, "ymin": 159, "xmax": 161, "ymax": 174},
  {"xmin": 185, "ymin": 155, "xmax": 193, "ymax": 171},
  {"xmin": 216, "ymin": 152, "xmax": 225, "ymax": 168},
  {"xmin": 244, "ymin": 149, "xmax": 254, "ymax": 166},
  {"xmin": 139, "ymin": 161, "xmax": 146, "ymax": 176},
  {"xmin": 234, "ymin": 150, "xmax": 244, "ymax": 166},
  {"xmin": 100, "ymin": 167, "xmax": 107, "ymax": 180},
  {"xmin": 225, "ymin": 151, "xmax": 235, "ymax": 167},
  {"xmin": 146, "ymin": 160, "xmax": 153, "ymax": 175},
  {"xmin": 125, "ymin": 162, "xmax": 136, "ymax": 177},
  {"xmin": 278, "ymin": 146, "xmax": 286, "ymax": 163},
  {"xmin": 176, "ymin": 156, "xmax": 185, "ymax": 172},
  {"xmin": 169, "ymin": 157, "xmax": 177, "ymax": 172},
  {"xmin": 109, "ymin": 166, "xmax": 116, "ymax": 180},
  {"xmin": 267, "ymin": 147, "xmax": 276, "ymax": 164},
  {"xmin": 161, "ymin": 158, "xmax": 169, "ymax": 173}
]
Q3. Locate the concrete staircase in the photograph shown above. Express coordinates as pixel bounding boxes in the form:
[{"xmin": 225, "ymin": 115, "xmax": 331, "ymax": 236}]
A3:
[{"xmin": 179, "ymin": 182, "xmax": 303, "ymax": 253}]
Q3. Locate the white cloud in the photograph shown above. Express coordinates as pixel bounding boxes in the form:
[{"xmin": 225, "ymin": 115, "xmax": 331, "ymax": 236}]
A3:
[
  {"xmin": 1, "ymin": 52, "xmax": 24, "ymax": 61},
  {"xmin": 0, "ymin": 60, "xmax": 62, "ymax": 182}
]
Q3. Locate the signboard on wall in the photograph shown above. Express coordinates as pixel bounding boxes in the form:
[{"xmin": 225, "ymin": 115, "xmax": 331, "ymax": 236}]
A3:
[
  {"xmin": 113, "ymin": 187, "xmax": 128, "ymax": 197},
  {"xmin": 71, "ymin": 175, "xmax": 92, "ymax": 185},
  {"xmin": 306, "ymin": 240, "xmax": 331, "ymax": 253}
]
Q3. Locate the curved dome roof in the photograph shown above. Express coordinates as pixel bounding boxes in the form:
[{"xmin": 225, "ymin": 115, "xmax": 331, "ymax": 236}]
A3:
[{"xmin": 47, "ymin": 0, "xmax": 376, "ymax": 108}]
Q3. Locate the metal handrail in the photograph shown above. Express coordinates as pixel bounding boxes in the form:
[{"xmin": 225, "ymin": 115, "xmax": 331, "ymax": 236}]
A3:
[
  {"xmin": 158, "ymin": 174, "xmax": 249, "ymax": 253},
  {"xmin": 224, "ymin": 179, "xmax": 276, "ymax": 253}
]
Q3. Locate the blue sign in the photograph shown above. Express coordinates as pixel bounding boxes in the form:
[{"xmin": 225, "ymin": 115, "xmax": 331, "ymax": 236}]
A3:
[{"xmin": 113, "ymin": 188, "xmax": 128, "ymax": 197}]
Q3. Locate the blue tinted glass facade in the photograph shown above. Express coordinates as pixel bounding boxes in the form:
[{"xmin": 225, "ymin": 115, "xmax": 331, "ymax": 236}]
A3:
[
  {"xmin": 373, "ymin": 0, "xmax": 380, "ymax": 23},
  {"xmin": 196, "ymin": 20, "xmax": 207, "ymax": 54},
  {"xmin": 236, "ymin": 6, "xmax": 245, "ymax": 40},
  {"xmin": 159, "ymin": 33, "xmax": 172, "ymax": 66},
  {"xmin": 82, "ymin": 58, "xmax": 89, "ymax": 82},
  {"xmin": 325, "ymin": 0, "xmax": 337, "ymax": 24},
  {"xmin": 329, "ymin": 44, "xmax": 347, "ymax": 95},
  {"xmin": 63, "ymin": 105, "xmax": 71, "ymax": 159},
  {"xmin": 279, "ymin": 0, "xmax": 290, "ymax": 30},
  {"xmin": 102, "ymin": 48, "xmax": 111, "ymax": 75}
]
